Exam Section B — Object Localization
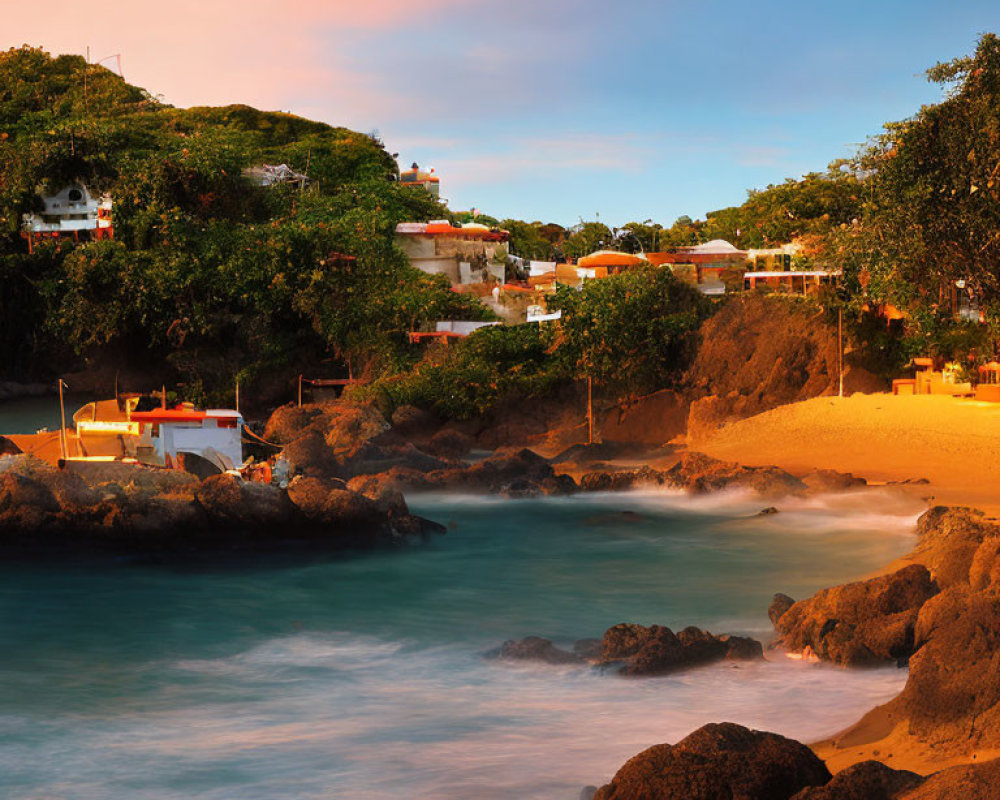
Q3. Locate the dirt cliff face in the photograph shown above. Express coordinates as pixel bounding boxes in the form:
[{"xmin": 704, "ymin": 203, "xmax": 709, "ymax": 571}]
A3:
[{"xmin": 684, "ymin": 295, "xmax": 883, "ymax": 441}]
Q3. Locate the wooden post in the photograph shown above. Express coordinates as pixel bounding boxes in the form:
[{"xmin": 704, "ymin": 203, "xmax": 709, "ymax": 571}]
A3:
[
  {"xmin": 235, "ymin": 381, "xmax": 240, "ymax": 413},
  {"xmin": 161, "ymin": 385, "xmax": 167, "ymax": 409},
  {"xmin": 838, "ymin": 307, "xmax": 844, "ymax": 398},
  {"xmin": 298, "ymin": 374, "xmax": 303, "ymax": 407},
  {"xmin": 587, "ymin": 375, "xmax": 594, "ymax": 446},
  {"xmin": 58, "ymin": 379, "xmax": 68, "ymax": 462}
]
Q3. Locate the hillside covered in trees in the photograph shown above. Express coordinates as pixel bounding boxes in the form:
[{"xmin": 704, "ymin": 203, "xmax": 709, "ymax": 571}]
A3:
[
  {"xmin": 4, "ymin": 34, "xmax": 1000, "ymax": 418},
  {"xmin": 0, "ymin": 46, "xmax": 486, "ymax": 401}
]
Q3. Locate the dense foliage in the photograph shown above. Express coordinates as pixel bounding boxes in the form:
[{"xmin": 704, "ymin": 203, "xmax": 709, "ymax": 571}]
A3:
[
  {"xmin": 0, "ymin": 46, "xmax": 485, "ymax": 398},
  {"xmin": 551, "ymin": 265, "xmax": 710, "ymax": 394},
  {"xmin": 363, "ymin": 267, "xmax": 708, "ymax": 418},
  {"xmin": 841, "ymin": 34, "xmax": 1000, "ymax": 338}
]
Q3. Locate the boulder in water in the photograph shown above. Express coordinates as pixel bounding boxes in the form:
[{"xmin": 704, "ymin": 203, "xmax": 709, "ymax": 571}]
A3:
[
  {"xmin": 774, "ymin": 564, "xmax": 938, "ymax": 666},
  {"xmin": 497, "ymin": 636, "xmax": 585, "ymax": 665},
  {"xmin": 593, "ymin": 722, "xmax": 831, "ymax": 800},
  {"xmin": 600, "ymin": 623, "xmax": 763, "ymax": 676}
]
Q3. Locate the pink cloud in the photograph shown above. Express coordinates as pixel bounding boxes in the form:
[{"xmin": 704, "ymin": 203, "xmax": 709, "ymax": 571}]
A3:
[{"xmin": 1, "ymin": 1, "xmax": 467, "ymax": 118}]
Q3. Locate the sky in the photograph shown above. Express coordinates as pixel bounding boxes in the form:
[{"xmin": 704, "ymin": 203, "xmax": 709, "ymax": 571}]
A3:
[{"xmin": 3, "ymin": 0, "xmax": 999, "ymax": 226}]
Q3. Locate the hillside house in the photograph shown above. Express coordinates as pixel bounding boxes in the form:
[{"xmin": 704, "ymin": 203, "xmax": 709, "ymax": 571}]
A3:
[
  {"xmin": 395, "ymin": 221, "xmax": 509, "ymax": 285},
  {"xmin": 647, "ymin": 240, "xmax": 748, "ymax": 294},
  {"xmin": 22, "ymin": 183, "xmax": 113, "ymax": 253},
  {"xmin": 400, "ymin": 163, "xmax": 440, "ymax": 197}
]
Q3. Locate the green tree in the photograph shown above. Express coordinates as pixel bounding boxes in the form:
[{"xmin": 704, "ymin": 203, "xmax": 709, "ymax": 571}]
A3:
[
  {"xmin": 563, "ymin": 221, "xmax": 613, "ymax": 259},
  {"xmin": 552, "ymin": 265, "xmax": 710, "ymax": 396}
]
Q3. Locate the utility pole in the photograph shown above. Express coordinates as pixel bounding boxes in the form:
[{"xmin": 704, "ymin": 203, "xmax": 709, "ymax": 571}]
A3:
[
  {"xmin": 58, "ymin": 379, "xmax": 69, "ymax": 462},
  {"xmin": 838, "ymin": 307, "xmax": 844, "ymax": 398},
  {"xmin": 587, "ymin": 375, "xmax": 594, "ymax": 445},
  {"xmin": 83, "ymin": 46, "xmax": 89, "ymax": 113}
]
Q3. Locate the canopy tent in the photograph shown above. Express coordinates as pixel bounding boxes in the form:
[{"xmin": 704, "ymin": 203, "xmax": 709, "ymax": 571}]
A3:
[{"xmin": 577, "ymin": 250, "xmax": 644, "ymax": 269}]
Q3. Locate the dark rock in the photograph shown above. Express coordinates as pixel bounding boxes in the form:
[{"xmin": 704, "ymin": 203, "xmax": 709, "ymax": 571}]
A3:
[
  {"xmin": 719, "ymin": 633, "xmax": 766, "ymax": 661},
  {"xmin": 346, "ymin": 467, "xmax": 432, "ymax": 497},
  {"xmin": 664, "ymin": 452, "xmax": 806, "ymax": 498},
  {"xmin": 497, "ymin": 636, "xmax": 585, "ymax": 665},
  {"xmin": 758, "ymin": 506, "xmax": 780, "ymax": 515},
  {"xmin": 266, "ymin": 402, "xmax": 393, "ymax": 478},
  {"xmin": 600, "ymin": 623, "xmax": 763, "ymax": 676},
  {"xmin": 900, "ymin": 757, "xmax": 1000, "ymax": 799},
  {"xmin": 896, "ymin": 586, "xmax": 1000, "ymax": 745},
  {"xmin": 594, "ymin": 722, "xmax": 831, "ymax": 800},
  {"xmin": 286, "ymin": 477, "xmax": 382, "ymax": 528},
  {"xmin": 801, "ymin": 469, "xmax": 868, "ymax": 493},
  {"xmin": 263, "ymin": 403, "xmax": 332, "ymax": 444},
  {"xmin": 337, "ymin": 439, "xmax": 452, "ymax": 479},
  {"xmin": 0, "ymin": 455, "xmax": 102, "ymax": 508},
  {"xmin": 281, "ymin": 429, "xmax": 339, "ymax": 477},
  {"xmin": 790, "ymin": 760, "xmax": 923, "ymax": 799},
  {"xmin": 195, "ymin": 474, "xmax": 293, "ymax": 529},
  {"xmin": 775, "ymin": 564, "xmax": 939, "ymax": 666},
  {"xmin": 910, "ymin": 507, "xmax": 995, "ymax": 589},
  {"xmin": 580, "ymin": 467, "xmax": 667, "ymax": 492},
  {"xmin": 769, "ymin": 593, "xmax": 796, "ymax": 626},
  {"xmin": 602, "ymin": 623, "xmax": 656, "ymax": 660},
  {"xmin": 390, "ymin": 404, "xmax": 438, "ymax": 437},
  {"xmin": 0, "ymin": 472, "xmax": 58, "ymax": 514},
  {"xmin": 127, "ymin": 495, "xmax": 206, "ymax": 535},
  {"xmin": 423, "ymin": 429, "xmax": 474, "ymax": 460},
  {"xmin": 572, "ymin": 638, "xmax": 604, "ymax": 659},
  {"xmin": 500, "ymin": 478, "xmax": 543, "ymax": 499}
]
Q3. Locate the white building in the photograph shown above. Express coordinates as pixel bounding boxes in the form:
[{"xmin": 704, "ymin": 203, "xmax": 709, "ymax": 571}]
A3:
[{"xmin": 22, "ymin": 183, "xmax": 113, "ymax": 252}]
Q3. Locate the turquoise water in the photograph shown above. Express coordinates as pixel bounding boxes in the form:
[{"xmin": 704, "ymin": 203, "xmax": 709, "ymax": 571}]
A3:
[{"xmin": 0, "ymin": 483, "xmax": 922, "ymax": 799}]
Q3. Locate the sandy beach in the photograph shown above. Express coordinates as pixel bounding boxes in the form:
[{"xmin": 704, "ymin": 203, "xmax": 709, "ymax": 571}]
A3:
[
  {"xmin": 692, "ymin": 392, "xmax": 1000, "ymax": 776},
  {"xmin": 696, "ymin": 393, "xmax": 1000, "ymax": 517}
]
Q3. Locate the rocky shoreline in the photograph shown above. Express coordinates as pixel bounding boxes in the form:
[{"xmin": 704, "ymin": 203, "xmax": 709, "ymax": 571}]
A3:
[
  {"xmin": 0, "ymin": 400, "xmax": 859, "ymax": 558},
  {"xmin": 586, "ymin": 505, "xmax": 1000, "ymax": 799},
  {"xmin": 3, "ymin": 398, "xmax": 996, "ymax": 798}
]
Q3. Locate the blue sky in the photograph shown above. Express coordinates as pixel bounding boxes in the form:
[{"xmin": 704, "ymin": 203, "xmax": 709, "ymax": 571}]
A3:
[{"xmin": 6, "ymin": 0, "xmax": 1000, "ymax": 225}]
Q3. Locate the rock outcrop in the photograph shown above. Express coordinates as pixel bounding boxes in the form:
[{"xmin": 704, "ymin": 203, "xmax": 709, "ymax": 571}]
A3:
[
  {"xmin": 599, "ymin": 623, "xmax": 763, "ymax": 676},
  {"xmin": 594, "ymin": 722, "xmax": 831, "ymax": 800},
  {"xmin": 908, "ymin": 506, "xmax": 995, "ymax": 589},
  {"xmin": 682, "ymin": 295, "xmax": 884, "ymax": 441},
  {"xmin": 790, "ymin": 760, "xmax": 923, "ymax": 799},
  {"xmin": 664, "ymin": 452, "xmax": 805, "ymax": 497},
  {"xmin": 348, "ymin": 448, "xmax": 578, "ymax": 497},
  {"xmin": 495, "ymin": 636, "xmax": 586, "ymax": 665},
  {"xmin": 900, "ymin": 758, "xmax": 1000, "ymax": 799},
  {"xmin": 774, "ymin": 564, "xmax": 938, "ymax": 666},
  {"xmin": 579, "ymin": 453, "xmax": 805, "ymax": 498},
  {"xmin": 776, "ymin": 507, "xmax": 1000, "ymax": 761},
  {"xmin": 0, "ymin": 454, "xmax": 438, "ymax": 557}
]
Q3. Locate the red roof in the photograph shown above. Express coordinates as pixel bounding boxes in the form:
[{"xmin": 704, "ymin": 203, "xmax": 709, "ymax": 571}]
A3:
[{"xmin": 130, "ymin": 409, "xmax": 207, "ymax": 423}]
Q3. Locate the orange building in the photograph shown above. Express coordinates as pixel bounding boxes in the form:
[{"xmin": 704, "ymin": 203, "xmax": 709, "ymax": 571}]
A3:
[{"xmin": 400, "ymin": 163, "xmax": 440, "ymax": 197}]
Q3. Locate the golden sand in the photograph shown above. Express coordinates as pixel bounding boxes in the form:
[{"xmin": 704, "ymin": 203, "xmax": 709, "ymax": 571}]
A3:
[
  {"xmin": 696, "ymin": 392, "xmax": 1000, "ymax": 774},
  {"xmin": 696, "ymin": 393, "xmax": 1000, "ymax": 518}
]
